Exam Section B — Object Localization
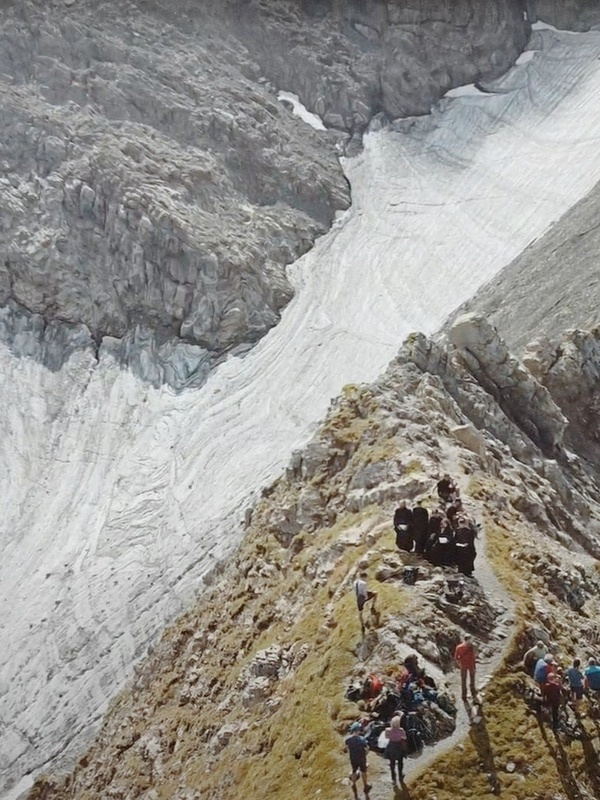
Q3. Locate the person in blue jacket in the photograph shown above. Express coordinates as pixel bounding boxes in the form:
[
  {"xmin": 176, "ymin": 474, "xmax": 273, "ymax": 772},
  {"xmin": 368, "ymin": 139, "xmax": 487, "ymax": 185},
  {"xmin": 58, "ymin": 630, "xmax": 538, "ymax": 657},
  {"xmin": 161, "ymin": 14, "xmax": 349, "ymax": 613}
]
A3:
[
  {"xmin": 584, "ymin": 657, "xmax": 600, "ymax": 691},
  {"xmin": 345, "ymin": 722, "xmax": 371, "ymax": 795}
]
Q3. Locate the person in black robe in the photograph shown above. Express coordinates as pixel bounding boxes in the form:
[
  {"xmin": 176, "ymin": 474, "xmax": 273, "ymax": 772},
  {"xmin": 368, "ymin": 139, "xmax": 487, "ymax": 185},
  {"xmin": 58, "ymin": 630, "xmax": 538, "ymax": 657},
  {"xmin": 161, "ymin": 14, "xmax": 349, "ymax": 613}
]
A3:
[
  {"xmin": 412, "ymin": 500, "xmax": 429, "ymax": 555},
  {"xmin": 426, "ymin": 519, "xmax": 455, "ymax": 567},
  {"xmin": 393, "ymin": 500, "xmax": 413, "ymax": 552},
  {"xmin": 454, "ymin": 517, "xmax": 477, "ymax": 576}
]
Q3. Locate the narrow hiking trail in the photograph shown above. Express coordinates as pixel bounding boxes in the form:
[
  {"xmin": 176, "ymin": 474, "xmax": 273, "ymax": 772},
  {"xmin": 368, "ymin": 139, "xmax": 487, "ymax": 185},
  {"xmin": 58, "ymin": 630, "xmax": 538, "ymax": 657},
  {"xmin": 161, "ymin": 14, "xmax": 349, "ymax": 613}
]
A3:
[{"xmin": 353, "ymin": 455, "xmax": 517, "ymax": 800}]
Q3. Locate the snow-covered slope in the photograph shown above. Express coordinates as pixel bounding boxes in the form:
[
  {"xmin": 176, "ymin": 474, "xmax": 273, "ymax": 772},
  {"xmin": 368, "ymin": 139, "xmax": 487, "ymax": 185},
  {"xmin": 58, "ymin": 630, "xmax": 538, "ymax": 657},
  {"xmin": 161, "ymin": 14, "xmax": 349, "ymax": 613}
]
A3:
[{"xmin": 4, "ymin": 25, "xmax": 600, "ymax": 797}]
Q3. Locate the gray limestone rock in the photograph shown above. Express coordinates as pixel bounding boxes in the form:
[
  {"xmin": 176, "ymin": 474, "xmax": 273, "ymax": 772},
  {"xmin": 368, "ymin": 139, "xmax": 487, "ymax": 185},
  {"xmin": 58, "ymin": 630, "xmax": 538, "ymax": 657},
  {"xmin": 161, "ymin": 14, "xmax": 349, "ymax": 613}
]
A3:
[
  {"xmin": 536, "ymin": 0, "xmax": 600, "ymax": 31},
  {"xmin": 0, "ymin": 0, "xmax": 349, "ymax": 374},
  {"xmin": 0, "ymin": 0, "xmax": 530, "ymax": 387},
  {"xmin": 448, "ymin": 314, "xmax": 568, "ymax": 455},
  {"xmin": 451, "ymin": 179, "xmax": 600, "ymax": 357}
]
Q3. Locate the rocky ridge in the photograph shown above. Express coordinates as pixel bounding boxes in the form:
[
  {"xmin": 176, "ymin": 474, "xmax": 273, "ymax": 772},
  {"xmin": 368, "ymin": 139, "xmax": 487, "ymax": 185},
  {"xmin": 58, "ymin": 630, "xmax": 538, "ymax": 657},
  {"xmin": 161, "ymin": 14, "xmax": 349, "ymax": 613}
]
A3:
[
  {"xmin": 0, "ymin": 0, "xmax": 529, "ymax": 386},
  {"xmin": 28, "ymin": 316, "xmax": 600, "ymax": 800}
]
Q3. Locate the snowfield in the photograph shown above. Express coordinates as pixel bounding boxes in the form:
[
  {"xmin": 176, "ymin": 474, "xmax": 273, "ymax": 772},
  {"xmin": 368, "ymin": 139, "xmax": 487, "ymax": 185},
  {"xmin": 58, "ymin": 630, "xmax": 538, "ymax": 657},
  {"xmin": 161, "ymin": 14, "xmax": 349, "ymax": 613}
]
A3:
[{"xmin": 4, "ymin": 25, "xmax": 600, "ymax": 797}]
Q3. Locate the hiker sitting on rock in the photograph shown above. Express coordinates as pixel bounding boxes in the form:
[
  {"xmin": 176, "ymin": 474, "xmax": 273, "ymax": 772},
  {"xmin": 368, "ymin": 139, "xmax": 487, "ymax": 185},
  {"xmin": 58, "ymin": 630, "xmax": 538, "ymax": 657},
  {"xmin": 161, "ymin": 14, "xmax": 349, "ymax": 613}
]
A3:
[
  {"xmin": 393, "ymin": 500, "xmax": 413, "ymax": 552},
  {"xmin": 437, "ymin": 473, "xmax": 459, "ymax": 504}
]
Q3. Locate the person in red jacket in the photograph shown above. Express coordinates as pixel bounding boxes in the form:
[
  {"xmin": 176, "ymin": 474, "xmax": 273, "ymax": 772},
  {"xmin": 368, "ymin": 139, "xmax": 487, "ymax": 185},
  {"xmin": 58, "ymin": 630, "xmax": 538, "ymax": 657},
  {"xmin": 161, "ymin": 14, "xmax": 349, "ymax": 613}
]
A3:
[
  {"xmin": 454, "ymin": 633, "xmax": 477, "ymax": 700},
  {"xmin": 541, "ymin": 672, "xmax": 562, "ymax": 730}
]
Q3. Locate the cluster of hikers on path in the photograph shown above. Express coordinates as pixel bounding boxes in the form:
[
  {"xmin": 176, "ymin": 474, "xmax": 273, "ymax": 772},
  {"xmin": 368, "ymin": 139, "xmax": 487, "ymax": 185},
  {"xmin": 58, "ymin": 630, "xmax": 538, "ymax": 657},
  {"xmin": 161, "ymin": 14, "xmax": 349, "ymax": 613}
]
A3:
[
  {"xmin": 343, "ymin": 638, "xmax": 477, "ymax": 795},
  {"xmin": 523, "ymin": 641, "xmax": 600, "ymax": 730},
  {"xmin": 393, "ymin": 475, "xmax": 479, "ymax": 576},
  {"xmin": 343, "ymin": 473, "xmax": 600, "ymax": 795}
]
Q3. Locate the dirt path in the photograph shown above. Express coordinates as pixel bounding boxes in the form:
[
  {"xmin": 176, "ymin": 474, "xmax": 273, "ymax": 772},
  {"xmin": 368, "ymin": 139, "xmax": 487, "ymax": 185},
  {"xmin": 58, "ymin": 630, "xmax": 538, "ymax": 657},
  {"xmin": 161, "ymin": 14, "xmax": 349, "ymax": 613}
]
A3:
[{"xmin": 361, "ymin": 457, "xmax": 518, "ymax": 800}]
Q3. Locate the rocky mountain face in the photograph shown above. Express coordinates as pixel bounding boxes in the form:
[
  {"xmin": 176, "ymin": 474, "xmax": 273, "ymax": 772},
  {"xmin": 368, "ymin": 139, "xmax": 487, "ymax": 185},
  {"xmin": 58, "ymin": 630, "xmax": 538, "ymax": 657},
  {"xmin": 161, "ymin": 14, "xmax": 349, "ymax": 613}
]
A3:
[
  {"xmin": 0, "ymin": 0, "xmax": 528, "ymax": 386},
  {"xmin": 537, "ymin": 0, "xmax": 600, "ymax": 29},
  {"xmin": 0, "ymin": 0, "xmax": 350, "ymax": 386},
  {"xmin": 451, "ymin": 179, "xmax": 600, "ymax": 358},
  {"xmin": 29, "ymin": 316, "xmax": 600, "ymax": 800}
]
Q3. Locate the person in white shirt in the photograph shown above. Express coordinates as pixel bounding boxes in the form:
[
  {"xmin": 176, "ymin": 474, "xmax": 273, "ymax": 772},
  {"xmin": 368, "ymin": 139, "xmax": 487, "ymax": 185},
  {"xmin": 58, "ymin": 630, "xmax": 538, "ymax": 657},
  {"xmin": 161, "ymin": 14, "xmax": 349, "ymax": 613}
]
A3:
[{"xmin": 353, "ymin": 571, "xmax": 377, "ymax": 630}]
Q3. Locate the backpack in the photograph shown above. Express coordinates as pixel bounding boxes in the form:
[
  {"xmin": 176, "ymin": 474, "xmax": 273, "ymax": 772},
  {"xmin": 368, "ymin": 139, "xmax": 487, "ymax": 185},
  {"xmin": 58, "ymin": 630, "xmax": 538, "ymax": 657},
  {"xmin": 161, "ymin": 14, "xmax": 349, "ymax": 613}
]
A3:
[{"xmin": 403, "ymin": 714, "xmax": 424, "ymax": 754}]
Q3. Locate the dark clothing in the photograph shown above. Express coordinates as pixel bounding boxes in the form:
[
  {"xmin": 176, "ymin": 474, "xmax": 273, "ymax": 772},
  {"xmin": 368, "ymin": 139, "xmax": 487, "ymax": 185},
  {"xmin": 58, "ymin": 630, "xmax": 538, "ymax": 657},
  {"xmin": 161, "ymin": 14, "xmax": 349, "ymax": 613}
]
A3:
[
  {"xmin": 542, "ymin": 682, "xmax": 561, "ymax": 729},
  {"xmin": 346, "ymin": 735, "xmax": 368, "ymax": 772},
  {"xmin": 393, "ymin": 507, "xmax": 413, "ymax": 528},
  {"xmin": 394, "ymin": 507, "xmax": 413, "ymax": 552},
  {"xmin": 395, "ymin": 527, "xmax": 413, "ymax": 552},
  {"xmin": 427, "ymin": 530, "xmax": 455, "ymax": 567},
  {"xmin": 385, "ymin": 740, "xmax": 405, "ymax": 782},
  {"xmin": 412, "ymin": 506, "xmax": 429, "ymax": 554},
  {"xmin": 454, "ymin": 525, "xmax": 476, "ymax": 575},
  {"xmin": 446, "ymin": 504, "xmax": 461, "ymax": 527},
  {"xmin": 428, "ymin": 513, "xmax": 442, "ymax": 536},
  {"xmin": 437, "ymin": 478, "xmax": 457, "ymax": 503}
]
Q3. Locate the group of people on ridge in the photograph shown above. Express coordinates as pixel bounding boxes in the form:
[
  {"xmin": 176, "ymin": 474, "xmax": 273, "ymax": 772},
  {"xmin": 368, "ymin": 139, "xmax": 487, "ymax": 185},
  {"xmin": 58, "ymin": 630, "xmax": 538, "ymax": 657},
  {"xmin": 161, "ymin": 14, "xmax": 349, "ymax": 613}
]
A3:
[
  {"xmin": 344, "ymin": 638, "xmax": 477, "ymax": 794},
  {"xmin": 393, "ymin": 475, "xmax": 478, "ymax": 576},
  {"xmin": 524, "ymin": 640, "xmax": 600, "ymax": 729}
]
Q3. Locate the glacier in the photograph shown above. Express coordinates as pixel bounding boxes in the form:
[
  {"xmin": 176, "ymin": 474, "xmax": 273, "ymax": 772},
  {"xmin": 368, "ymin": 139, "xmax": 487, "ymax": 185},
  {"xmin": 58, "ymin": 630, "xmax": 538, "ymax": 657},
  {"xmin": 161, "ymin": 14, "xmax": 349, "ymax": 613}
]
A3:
[{"xmin": 4, "ymin": 24, "xmax": 600, "ymax": 797}]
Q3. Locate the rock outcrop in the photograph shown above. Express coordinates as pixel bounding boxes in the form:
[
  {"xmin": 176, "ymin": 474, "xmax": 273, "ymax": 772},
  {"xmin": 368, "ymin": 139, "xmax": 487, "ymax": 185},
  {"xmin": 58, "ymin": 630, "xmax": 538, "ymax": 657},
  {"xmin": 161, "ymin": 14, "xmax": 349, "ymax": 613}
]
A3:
[{"xmin": 238, "ymin": 0, "xmax": 528, "ymax": 133}]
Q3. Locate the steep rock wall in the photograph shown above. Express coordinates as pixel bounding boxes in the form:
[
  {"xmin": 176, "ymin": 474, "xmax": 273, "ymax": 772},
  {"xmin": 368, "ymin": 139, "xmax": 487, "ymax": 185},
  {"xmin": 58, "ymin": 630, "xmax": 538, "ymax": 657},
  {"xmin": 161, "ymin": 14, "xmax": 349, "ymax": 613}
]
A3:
[
  {"xmin": 0, "ymin": 0, "xmax": 528, "ymax": 385},
  {"xmin": 536, "ymin": 0, "xmax": 600, "ymax": 30},
  {"xmin": 240, "ymin": 0, "xmax": 528, "ymax": 133},
  {"xmin": 452, "ymin": 178, "xmax": 600, "ymax": 354},
  {"xmin": 0, "ymin": 0, "xmax": 349, "ymax": 374}
]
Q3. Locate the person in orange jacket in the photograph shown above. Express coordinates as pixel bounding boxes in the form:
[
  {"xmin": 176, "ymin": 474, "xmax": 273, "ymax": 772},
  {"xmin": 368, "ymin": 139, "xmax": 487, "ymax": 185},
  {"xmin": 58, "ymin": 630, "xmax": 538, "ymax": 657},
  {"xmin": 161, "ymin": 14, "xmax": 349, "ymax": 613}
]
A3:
[{"xmin": 454, "ymin": 633, "xmax": 477, "ymax": 700}]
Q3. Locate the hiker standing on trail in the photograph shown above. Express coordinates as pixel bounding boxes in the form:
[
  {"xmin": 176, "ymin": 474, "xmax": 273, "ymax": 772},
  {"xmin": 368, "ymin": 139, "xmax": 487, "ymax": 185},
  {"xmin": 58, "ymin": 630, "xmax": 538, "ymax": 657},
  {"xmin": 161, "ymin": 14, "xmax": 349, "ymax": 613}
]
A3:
[
  {"xmin": 534, "ymin": 653, "xmax": 556, "ymax": 686},
  {"xmin": 523, "ymin": 641, "xmax": 547, "ymax": 676},
  {"xmin": 446, "ymin": 498, "xmax": 464, "ymax": 528},
  {"xmin": 393, "ymin": 500, "xmax": 413, "ymax": 552},
  {"xmin": 353, "ymin": 571, "xmax": 377, "ymax": 630},
  {"xmin": 428, "ymin": 509, "xmax": 443, "ymax": 538},
  {"xmin": 383, "ymin": 715, "xmax": 407, "ymax": 785},
  {"xmin": 454, "ymin": 516, "xmax": 477, "ymax": 576},
  {"xmin": 541, "ymin": 672, "xmax": 562, "ymax": 730},
  {"xmin": 454, "ymin": 633, "xmax": 477, "ymax": 700},
  {"xmin": 567, "ymin": 658, "xmax": 584, "ymax": 705},
  {"xmin": 412, "ymin": 500, "xmax": 429, "ymax": 554},
  {"xmin": 584, "ymin": 657, "xmax": 600, "ymax": 691},
  {"xmin": 345, "ymin": 722, "xmax": 371, "ymax": 795}
]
